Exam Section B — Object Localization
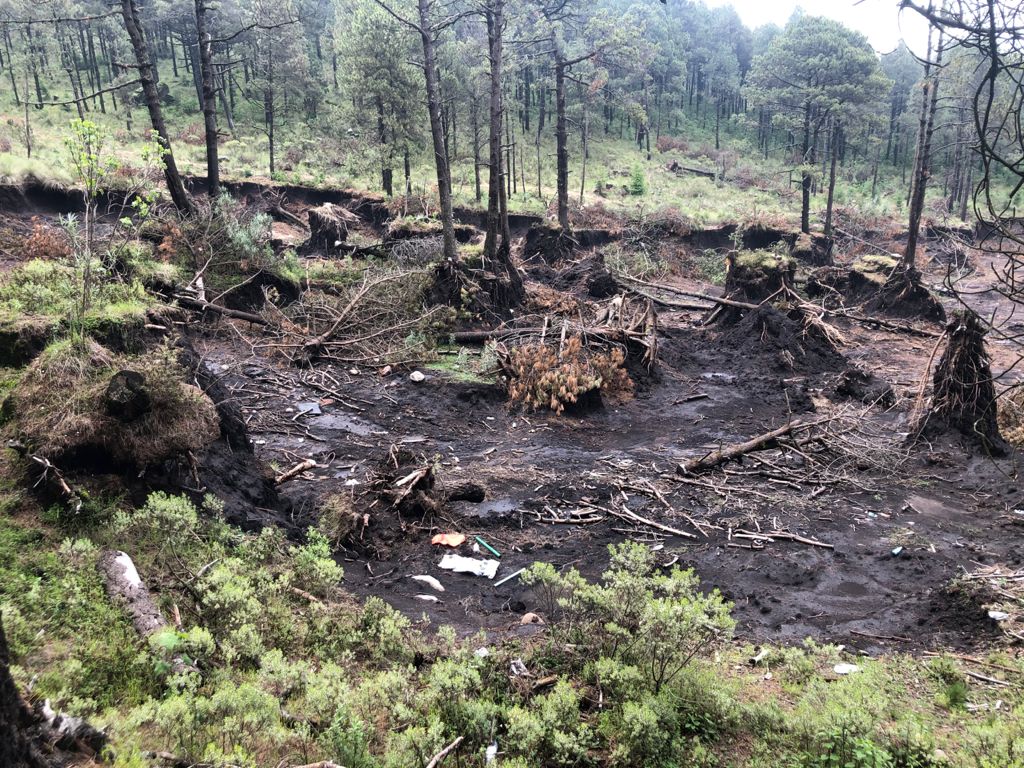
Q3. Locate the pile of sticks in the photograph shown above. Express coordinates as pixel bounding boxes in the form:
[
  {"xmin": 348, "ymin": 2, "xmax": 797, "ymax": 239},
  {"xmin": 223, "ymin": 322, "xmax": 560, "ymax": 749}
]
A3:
[{"xmin": 454, "ymin": 294, "xmax": 658, "ymax": 370}]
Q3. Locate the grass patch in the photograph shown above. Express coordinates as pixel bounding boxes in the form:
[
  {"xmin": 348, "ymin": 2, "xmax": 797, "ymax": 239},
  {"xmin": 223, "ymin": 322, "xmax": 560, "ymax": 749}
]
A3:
[
  {"xmin": 0, "ymin": 152, "xmax": 73, "ymax": 187},
  {"xmin": 5, "ymin": 339, "xmax": 218, "ymax": 467}
]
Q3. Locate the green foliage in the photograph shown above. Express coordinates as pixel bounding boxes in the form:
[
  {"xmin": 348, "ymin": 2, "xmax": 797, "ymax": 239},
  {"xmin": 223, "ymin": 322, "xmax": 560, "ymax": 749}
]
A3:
[
  {"xmin": 505, "ymin": 680, "xmax": 596, "ymax": 766},
  {"xmin": 525, "ymin": 542, "xmax": 735, "ymax": 693},
  {"xmin": 629, "ymin": 164, "xmax": 648, "ymax": 196}
]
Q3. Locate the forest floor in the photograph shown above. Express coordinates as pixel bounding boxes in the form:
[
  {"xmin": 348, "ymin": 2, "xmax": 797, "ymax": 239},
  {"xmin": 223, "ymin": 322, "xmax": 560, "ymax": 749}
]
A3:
[
  {"xmin": 1, "ymin": 182, "xmax": 1021, "ymax": 657},
  {"xmin": 114, "ymin": 189, "xmax": 1022, "ymax": 656}
]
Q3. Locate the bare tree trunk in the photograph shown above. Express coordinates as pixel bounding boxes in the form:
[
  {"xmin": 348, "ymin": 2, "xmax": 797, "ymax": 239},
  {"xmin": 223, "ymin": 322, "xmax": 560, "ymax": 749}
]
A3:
[
  {"xmin": 376, "ymin": 96, "xmax": 393, "ymax": 196},
  {"xmin": 417, "ymin": 0, "xmax": 458, "ymax": 261},
  {"xmin": 555, "ymin": 52, "xmax": 569, "ymax": 232},
  {"xmin": 801, "ymin": 102, "xmax": 812, "ymax": 234},
  {"xmin": 470, "ymin": 97, "xmax": 482, "ymax": 203},
  {"xmin": 904, "ymin": 24, "xmax": 945, "ymax": 270},
  {"xmin": 824, "ymin": 121, "xmax": 840, "ymax": 238},
  {"xmin": 120, "ymin": 0, "xmax": 195, "ymax": 215},
  {"xmin": 483, "ymin": 1, "xmax": 504, "ymax": 263},
  {"xmin": 195, "ymin": 0, "xmax": 220, "ymax": 197}
]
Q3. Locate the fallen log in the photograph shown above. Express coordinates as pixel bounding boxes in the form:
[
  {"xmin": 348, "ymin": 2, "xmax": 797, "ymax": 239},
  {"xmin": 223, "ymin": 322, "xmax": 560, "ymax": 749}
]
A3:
[
  {"xmin": 271, "ymin": 205, "xmax": 309, "ymax": 231},
  {"xmin": 174, "ymin": 294, "xmax": 269, "ymax": 325},
  {"xmin": 677, "ymin": 418, "xmax": 828, "ymax": 475},
  {"xmin": 624, "ymin": 285, "xmax": 713, "ymax": 312},
  {"xmin": 618, "ymin": 274, "xmax": 759, "ymax": 310},
  {"xmin": 452, "ymin": 323, "xmax": 652, "ymax": 344},
  {"xmin": 97, "ymin": 550, "xmax": 168, "ymax": 638}
]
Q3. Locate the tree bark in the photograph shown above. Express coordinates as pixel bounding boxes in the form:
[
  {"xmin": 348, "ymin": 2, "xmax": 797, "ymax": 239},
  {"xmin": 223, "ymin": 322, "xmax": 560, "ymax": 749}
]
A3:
[
  {"xmin": 120, "ymin": 0, "xmax": 195, "ymax": 215},
  {"xmin": 800, "ymin": 102, "xmax": 812, "ymax": 234},
  {"xmin": 194, "ymin": 0, "xmax": 220, "ymax": 197},
  {"xmin": 824, "ymin": 121, "xmax": 840, "ymax": 238},
  {"xmin": 417, "ymin": 0, "xmax": 458, "ymax": 261},
  {"xmin": 483, "ymin": 1, "xmax": 505, "ymax": 263},
  {"xmin": 904, "ymin": 24, "xmax": 945, "ymax": 270},
  {"xmin": 555, "ymin": 52, "xmax": 570, "ymax": 232}
]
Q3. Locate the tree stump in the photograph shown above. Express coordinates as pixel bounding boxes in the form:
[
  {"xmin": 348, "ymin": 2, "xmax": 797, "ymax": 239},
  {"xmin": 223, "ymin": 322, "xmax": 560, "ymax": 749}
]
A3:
[
  {"xmin": 307, "ymin": 203, "xmax": 358, "ymax": 253},
  {"xmin": 922, "ymin": 309, "xmax": 1005, "ymax": 454}
]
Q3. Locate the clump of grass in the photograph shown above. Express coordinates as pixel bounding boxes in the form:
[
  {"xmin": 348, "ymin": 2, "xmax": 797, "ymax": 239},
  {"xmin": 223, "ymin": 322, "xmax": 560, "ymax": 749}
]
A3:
[
  {"xmin": 0, "ymin": 153, "xmax": 74, "ymax": 187},
  {"xmin": 0, "ymin": 258, "xmax": 150, "ymax": 326},
  {"xmin": 5, "ymin": 339, "xmax": 218, "ymax": 467}
]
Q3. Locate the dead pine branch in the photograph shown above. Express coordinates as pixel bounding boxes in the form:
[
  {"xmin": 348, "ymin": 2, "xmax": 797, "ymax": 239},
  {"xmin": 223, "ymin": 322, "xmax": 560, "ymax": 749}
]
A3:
[
  {"xmin": 677, "ymin": 418, "xmax": 831, "ymax": 475},
  {"xmin": 425, "ymin": 736, "xmax": 464, "ymax": 768},
  {"xmin": 173, "ymin": 293, "xmax": 269, "ymax": 326},
  {"xmin": 275, "ymin": 459, "xmax": 318, "ymax": 485}
]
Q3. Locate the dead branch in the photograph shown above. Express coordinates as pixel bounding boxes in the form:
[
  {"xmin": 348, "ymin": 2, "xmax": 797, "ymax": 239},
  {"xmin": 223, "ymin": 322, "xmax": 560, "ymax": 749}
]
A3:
[
  {"xmin": 275, "ymin": 459, "xmax": 318, "ymax": 485},
  {"xmin": 173, "ymin": 294, "xmax": 269, "ymax": 325},
  {"xmin": 425, "ymin": 736, "xmax": 464, "ymax": 768},
  {"xmin": 677, "ymin": 418, "xmax": 830, "ymax": 475}
]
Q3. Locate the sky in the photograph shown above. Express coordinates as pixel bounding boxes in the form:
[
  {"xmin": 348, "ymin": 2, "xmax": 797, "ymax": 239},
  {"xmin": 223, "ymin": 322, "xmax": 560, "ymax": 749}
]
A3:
[{"xmin": 702, "ymin": 0, "xmax": 932, "ymax": 56}]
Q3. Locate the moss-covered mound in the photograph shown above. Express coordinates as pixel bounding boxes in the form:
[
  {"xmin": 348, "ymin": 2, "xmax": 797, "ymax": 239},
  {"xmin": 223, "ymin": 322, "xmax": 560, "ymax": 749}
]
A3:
[
  {"xmin": 0, "ymin": 259, "xmax": 160, "ymax": 365},
  {"xmin": 3, "ymin": 339, "xmax": 219, "ymax": 468}
]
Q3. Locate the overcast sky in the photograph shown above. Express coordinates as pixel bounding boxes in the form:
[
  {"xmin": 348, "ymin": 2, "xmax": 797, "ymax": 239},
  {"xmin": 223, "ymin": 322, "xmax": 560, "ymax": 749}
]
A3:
[{"xmin": 702, "ymin": 0, "xmax": 932, "ymax": 56}]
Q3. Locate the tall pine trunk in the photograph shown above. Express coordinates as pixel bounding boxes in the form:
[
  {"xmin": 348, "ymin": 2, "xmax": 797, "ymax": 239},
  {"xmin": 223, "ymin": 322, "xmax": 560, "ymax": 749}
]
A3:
[
  {"xmin": 195, "ymin": 0, "xmax": 220, "ymax": 196},
  {"xmin": 555, "ymin": 52, "xmax": 569, "ymax": 232},
  {"xmin": 417, "ymin": 0, "xmax": 457, "ymax": 261},
  {"xmin": 120, "ymin": 0, "xmax": 194, "ymax": 215},
  {"xmin": 904, "ymin": 25, "xmax": 945, "ymax": 270}
]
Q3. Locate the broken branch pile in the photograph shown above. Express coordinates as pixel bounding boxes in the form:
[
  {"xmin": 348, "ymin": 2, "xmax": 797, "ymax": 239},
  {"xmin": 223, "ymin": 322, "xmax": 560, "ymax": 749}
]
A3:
[
  {"xmin": 262, "ymin": 266, "xmax": 453, "ymax": 365},
  {"xmin": 675, "ymin": 406, "xmax": 909, "ymax": 492}
]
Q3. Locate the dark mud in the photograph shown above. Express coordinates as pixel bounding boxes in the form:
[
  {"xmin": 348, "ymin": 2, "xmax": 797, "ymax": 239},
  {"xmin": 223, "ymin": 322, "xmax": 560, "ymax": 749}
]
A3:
[{"xmin": 192, "ymin": 291, "xmax": 1020, "ymax": 654}]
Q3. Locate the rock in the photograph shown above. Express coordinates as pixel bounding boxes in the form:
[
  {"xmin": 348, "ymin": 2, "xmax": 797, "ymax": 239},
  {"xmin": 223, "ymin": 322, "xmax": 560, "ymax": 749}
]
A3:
[
  {"xmin": 520, "ymin": 612, "xmax": 545, "ymax": 625},
  {"xmin": 104, "ymin": 370, "xmax": 151, "ymax": 421},
  {"xmin": 409, "ymin": 371, "xmax": 426, "ymax": 383},
  {"xmin": 307, "ymin": 202, "xmax": 358, "ymax": 253}
]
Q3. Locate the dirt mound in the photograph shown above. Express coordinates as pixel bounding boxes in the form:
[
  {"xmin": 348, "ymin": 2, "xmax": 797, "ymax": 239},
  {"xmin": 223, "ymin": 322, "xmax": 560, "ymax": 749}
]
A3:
[
  {"xmin": 831, "ymin": 367, "xmax": 895, "ymax": 407},
  {"xmin": 719, "ymin": 304, "xmax": 847, "ymax": 373},
  {"xmin": 550, "ymin": 253, "xmax": 619, "ymax": 298},
  {"xmin": 524, "ymin": 224, "xmax": 575, "ymax": 264},
  {"xmin": 722, "ymin": 251, "xmax": 795, "ymax": 310},
  {"xmin": 864, "ymin": 265, "xmax": 946, "ymax": 323},
  {"xmin": 806, "ymin": 265, "xmax": 880, "ymax": 306},
  {"xmin": 5, "ymin": 340, "xmax": 219, "ymax": 469}
]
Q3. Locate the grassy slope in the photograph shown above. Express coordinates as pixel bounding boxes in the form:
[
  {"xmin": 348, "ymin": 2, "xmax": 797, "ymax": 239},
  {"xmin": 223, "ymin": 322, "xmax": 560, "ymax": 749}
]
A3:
[{"xmin": 0, "ymin": 69, "xmax": 967, "ymax": 233}]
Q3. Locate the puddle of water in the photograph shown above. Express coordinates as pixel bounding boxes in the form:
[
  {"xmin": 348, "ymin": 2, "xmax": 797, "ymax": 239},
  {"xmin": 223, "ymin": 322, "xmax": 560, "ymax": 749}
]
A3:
[
  {"xmin": 312, "ymin": 412, "xmax": 384, "ymax": 437},
  {"xmin": 479, "ymin": 498, "xmax": 518, "ymax": 514},
  {"xmin": 701, "ymin": 372, "xmax": 737, "ymax": 384}
]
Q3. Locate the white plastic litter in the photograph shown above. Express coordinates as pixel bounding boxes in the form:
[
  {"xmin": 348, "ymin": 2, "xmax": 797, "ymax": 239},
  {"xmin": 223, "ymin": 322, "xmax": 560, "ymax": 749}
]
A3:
[
  {"xmin": 410, "ymin": 575, "xmax": 445, "ymax": 592},
  {"xmin": 415, "ymin": 594, "xmax": 440, "ymax": 603},
  {"xmin": 833, "ymin": 663, "xmax": 860, "ymax": 675},
  {"xmin": 438, "ymin": 553, "xmax": 500, "ymax": 579},
  {"xmin": 485, "ymin": 741, "xmax": 498, "ymax": 764},
  {"xmin": 988, "ymin": 610, "xmax": 1011, "ymax": 621}
]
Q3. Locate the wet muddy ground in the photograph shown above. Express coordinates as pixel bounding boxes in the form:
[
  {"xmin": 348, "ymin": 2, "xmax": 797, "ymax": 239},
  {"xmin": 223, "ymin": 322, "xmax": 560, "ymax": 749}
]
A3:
[
  {"xmin": 191, "ymin": 248, "xmax": 1024, "ymax": 656},
  {"xmin": 4, "ymin": 185, "xmax": 1022, "ymax": 656}
]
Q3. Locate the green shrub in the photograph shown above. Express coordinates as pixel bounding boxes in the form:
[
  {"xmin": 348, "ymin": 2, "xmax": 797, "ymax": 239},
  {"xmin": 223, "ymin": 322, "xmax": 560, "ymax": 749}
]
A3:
[{"xmin": 629, "ymin": 165, "xmax": 648, "ymax": 196}]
